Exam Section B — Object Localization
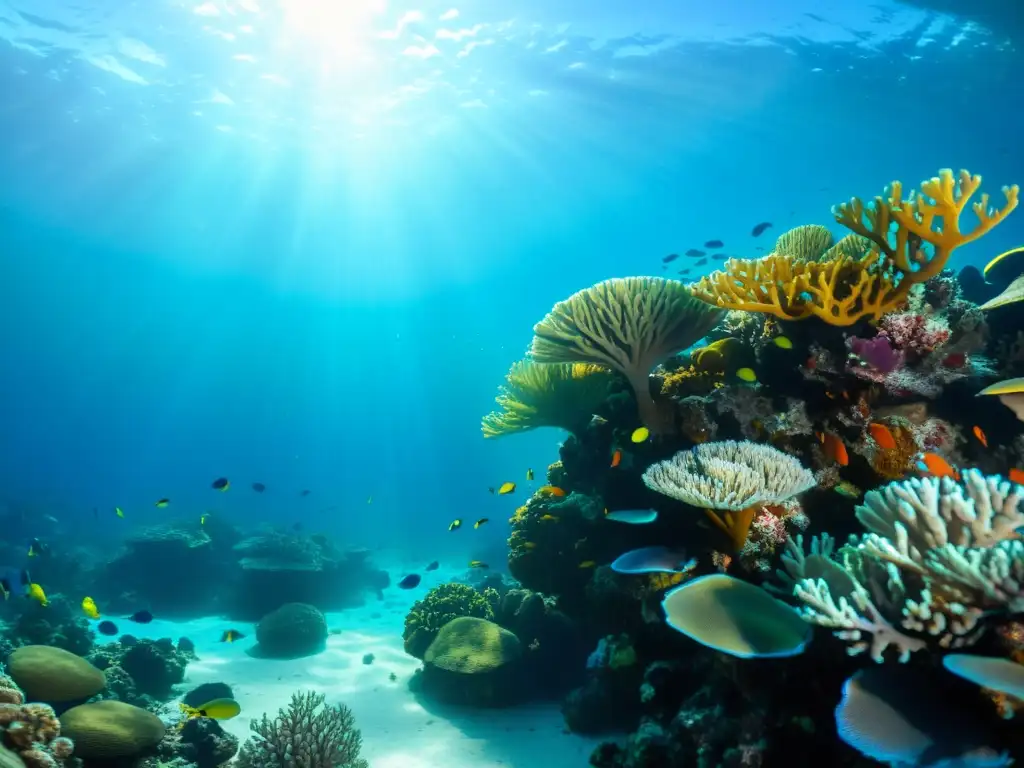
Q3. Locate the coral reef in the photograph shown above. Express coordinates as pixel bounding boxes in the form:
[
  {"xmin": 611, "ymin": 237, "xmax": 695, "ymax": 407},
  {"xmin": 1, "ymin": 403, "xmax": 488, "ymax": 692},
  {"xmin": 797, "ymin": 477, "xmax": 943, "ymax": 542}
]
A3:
[
  {"xmin": 402, "ymin": 583, "xmax": 497, "ymax": 659},
  {"xmin": 88, "ymin": 637, "xmax": 190, "ymax": 703},
  {"xmin": 0, "ymin": 669, "xmax": 75, "ymax": 768},
  {"xmin": 477, "ymin": 167, "xmax": 1024, "ymax": 765},
  {"xmin": 235, "ymin": 691, "xmax": 367, "ymax": 768}
]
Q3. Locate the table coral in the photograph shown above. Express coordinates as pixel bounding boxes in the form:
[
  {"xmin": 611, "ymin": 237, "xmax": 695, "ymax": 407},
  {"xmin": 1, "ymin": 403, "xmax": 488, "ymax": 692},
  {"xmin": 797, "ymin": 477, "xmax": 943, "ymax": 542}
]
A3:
[
  {"xmin": 691, "ymin": 169, "xmax": 1018, "ymax": 325},
  {"xmin": 642, "ymin": 441, "xmax": 815, "ymax": 551}
]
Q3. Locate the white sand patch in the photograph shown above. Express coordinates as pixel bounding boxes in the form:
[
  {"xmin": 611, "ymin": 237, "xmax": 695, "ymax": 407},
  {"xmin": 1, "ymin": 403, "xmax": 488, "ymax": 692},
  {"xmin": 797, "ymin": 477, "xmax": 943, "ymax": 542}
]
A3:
[{"xmin": 102, "ymin": 570, "xmax": 602, "ymax": 766}]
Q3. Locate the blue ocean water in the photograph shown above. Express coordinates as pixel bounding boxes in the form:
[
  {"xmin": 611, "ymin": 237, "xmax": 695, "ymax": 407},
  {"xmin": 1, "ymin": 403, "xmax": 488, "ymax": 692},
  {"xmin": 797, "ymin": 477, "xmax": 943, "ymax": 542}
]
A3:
[
  {"xmin": 1, "ymin": 0, "xmax": 1019, "ymax": 563},
  {"xmin": 1, "ymin": 1, "xmax": 1024, "ymax": 765}
]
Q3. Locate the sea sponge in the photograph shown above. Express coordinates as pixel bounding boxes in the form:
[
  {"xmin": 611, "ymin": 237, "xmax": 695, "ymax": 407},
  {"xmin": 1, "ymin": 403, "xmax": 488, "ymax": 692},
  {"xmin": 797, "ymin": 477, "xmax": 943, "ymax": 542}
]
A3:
[
  {"xmin": 481, "ymin": 360, "xmax": 617, "ymax": 438},
  {"xmin": 58, "ymin": 701, "xmax": 164, "ymax": 759},
  {"xmin": 402, "ymin": 583, "xmax": 496, "ymax": 659},
  {"xmin": 7, "ymin": 647, "xmax": 105, "ymax": 703},
  {"xmin": 530, "ymin": 276, "xmax": 723, "ymax": 433},
  {"xmin": 424, "ymin": 617, "xmax": 522, "ymax": 674},
  {"xmin": 254, "ymin": 603, "xmax": 327, "ymax": 659}
]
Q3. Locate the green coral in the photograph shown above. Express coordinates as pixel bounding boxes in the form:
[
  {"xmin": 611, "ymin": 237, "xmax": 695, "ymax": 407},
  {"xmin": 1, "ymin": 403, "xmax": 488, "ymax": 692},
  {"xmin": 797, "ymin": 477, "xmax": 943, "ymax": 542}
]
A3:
[{"xmin": 402, "ymin": 583, "xmax": 498, "ymax": 659}]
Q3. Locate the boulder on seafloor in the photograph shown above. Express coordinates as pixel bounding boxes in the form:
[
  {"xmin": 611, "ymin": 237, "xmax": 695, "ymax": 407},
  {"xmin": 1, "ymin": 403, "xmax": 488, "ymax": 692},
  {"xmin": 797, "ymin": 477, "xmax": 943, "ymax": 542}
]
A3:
[
  {"xmin": 179, "ymin": 716, "xmax": 239, "ymax": 768},
  {"xmin": 412, "ymin": 617, "xmax": 527, "ymax": 707},
  {"xmin": 251, "ymin": 603, "xmax": 327, "ymax": 659}
]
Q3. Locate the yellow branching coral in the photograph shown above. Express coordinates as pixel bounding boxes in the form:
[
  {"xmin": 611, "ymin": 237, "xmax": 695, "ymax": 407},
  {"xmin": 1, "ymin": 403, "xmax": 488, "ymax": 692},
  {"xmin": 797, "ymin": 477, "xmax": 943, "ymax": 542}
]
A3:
[
  {"xmin": 530, "ymin": 277, "xmax": 723, "ymax": 433},
  {"xmin": 691, "ymin": 169, "xmax": 1019, "ymax": 326},
  {"xmin": 481, "ymin": 360, "xmax": 614, "ymax": 438}
]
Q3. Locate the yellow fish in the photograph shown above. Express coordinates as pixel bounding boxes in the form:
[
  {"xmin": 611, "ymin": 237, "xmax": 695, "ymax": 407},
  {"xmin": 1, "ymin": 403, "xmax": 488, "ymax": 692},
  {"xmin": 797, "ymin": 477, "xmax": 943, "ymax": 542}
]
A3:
[
  {"xmin": 179, "ymin": 698, "xmax": 241, "ymax": 721},
  {"xmin": 468, "ymin": 560, "xmax": 489, "ymax": 569},
  {"xmin": 523, "ymin": 542, "xmax": 537, "ymax": 550},
  {"xmin": 834, "ymin": 481, "xmax": 862, "ymax": 499},
  {"xmin": 539, "ymin": 514, "xmax": 559, "ymax": 522},
  {"xmin": 736, "ymin": 367, "xmax": 757, "ymax": 382},
  {"xmin": 155, "ymin": 499, "xmax": 170, "ymax": 508},
  {"xmin": 448, "ymin": 519, "xmax": 463, "ymax": 531},
  {"xmin": 578, "ymin": 560, "xmax": 596, "ymax": 569},
  {"xmin": 200, "ymin": 514, "xmax": 207, "ymax": 526},
  {"xmin": 773, "ymin": 336, "xmax": 793, "ymax": 350},
  {"xmin": 497, "ymin": 482, "xmax": 516, "ymax": 495},
  {"xmin": 630, "ymin": 427, "xmax": 649, "ymax": 443},
  {"xmin": 27, "ymin": 583, "xmax": 48, "ymax": 607},
  {"xmin": 526, "ymin": 468, "xmax": 534, "ymax": 481},
  {"xmin": 474, "ymin": 518, "xmax": 489, "ymax": 529},
  {"xmin": 115, "ymin": 507, "xmax": 125, "ymax": 518},
  {"xmin": 81, "ymin": 596, "xmax": 100, "ymax": 619}
]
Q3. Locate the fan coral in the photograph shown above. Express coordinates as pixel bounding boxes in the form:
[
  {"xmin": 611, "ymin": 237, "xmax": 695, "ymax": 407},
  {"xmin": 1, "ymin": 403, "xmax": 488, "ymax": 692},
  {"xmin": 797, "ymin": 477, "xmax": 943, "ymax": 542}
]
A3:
[
  {"xmin": 642, "ymin": 441, "xmax": 816, "ymax": 551},
  {"xmin": 235, "ymin": 691, "xmax": 366, "ymax": 768},
  {"xmin": 530, "ymin": 277, "xmax": 723, "ymax": 433},
  {"xmin": 691, "ymin": 169, "xmax": 1018, "ymax": 325},
  {"xmin": 782, "ymin": 470, "xmax": 1024, "ymax": 662},
  {"xmin": 481, "ymin": 360, "xmax": 616, "ymax": 438}
]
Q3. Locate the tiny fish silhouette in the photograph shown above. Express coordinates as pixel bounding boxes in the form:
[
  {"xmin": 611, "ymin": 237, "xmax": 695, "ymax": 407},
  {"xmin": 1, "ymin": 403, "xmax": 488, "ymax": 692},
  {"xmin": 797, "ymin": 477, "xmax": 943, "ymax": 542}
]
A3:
[{"xmin": 751, "ymin": 221, "xmax": 773, "ymax": 237}]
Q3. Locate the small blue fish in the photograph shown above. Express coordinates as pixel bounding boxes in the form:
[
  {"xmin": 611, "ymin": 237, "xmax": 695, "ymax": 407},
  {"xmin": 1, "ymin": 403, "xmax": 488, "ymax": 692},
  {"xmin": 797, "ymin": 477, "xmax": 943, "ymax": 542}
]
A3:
[
  {"xmin": 604, "ymin": 509, "xmax": 658, "ymax": 525},
  {"xmin": 611, "ymin": 546, "xmax": 696, "ymax": 575}
]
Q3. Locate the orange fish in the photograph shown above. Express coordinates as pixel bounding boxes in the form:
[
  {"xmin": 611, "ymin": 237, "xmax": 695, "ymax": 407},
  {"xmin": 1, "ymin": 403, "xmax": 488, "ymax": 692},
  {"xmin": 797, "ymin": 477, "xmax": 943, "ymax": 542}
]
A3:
[
  {"xmin": 973, "ymin": 426, "xmax": 988, "ymax": 448},
  {"xmin": 817, "ymin": 432, "xmax": 849, "ymax": 466},
  {"xmin": 1010, "ymin": 468, "xmax": 1024, "ymax": 485},
  {"xmin": 610, "ymin": 450, "xmax": 622, "ymax": 469},
  {"xmin": 538, "ymin": 486, "xmax": 566, "ymax": 497},
  {"xmin": 868, "ymin": 423, "xmax": 897, "ymax": 451},
  {"xmin": 915, "ymin": 452, "xmax": 960, "ymax": 481}
]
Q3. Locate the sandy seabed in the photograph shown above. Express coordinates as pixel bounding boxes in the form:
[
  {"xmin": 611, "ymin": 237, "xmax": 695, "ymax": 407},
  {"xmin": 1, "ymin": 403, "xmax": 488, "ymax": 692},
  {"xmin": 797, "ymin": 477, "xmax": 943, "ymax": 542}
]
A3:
[{"xmin": 105, "ymin": 570, "xmax": 603, "ymax": 768}]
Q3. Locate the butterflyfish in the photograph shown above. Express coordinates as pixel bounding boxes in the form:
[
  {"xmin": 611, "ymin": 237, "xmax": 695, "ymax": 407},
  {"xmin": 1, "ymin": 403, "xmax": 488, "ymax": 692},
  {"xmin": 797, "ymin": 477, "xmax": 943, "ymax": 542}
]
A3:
[
  {"xmin": 868, "ymin": 423, "xmax": 897, "ymax": 450},
  {"xmin": 817, "ymin": 432, "xmax": 849, "ymax": 466},
  {"xmin": 221, "ymin": 629, "xmax": 246, "ymax": 643},
  {"xmin": 398, "ymin": 574, "xmax": 422, "ymax": 589},
  {"xmin": 211, "ymin": 477, "xmax": 230, "ymax": 491},
  {"xmin": 973, "ymin": 426, "xmax": 988, "ymax": 448},
  {"xmin": 474, "ymin": 518, "xmax": 489, "ymax": 529},
  {"xmin": 180, "ymin": 699, "xmax": 241, "ymax": 721},
  {"xmin": 448, "ymin": 519, "xmax": 463, "ymax": 531},
  {"xmin": 81, "ymin": 596, "xmax": 100, "ymax": 619},
  {"xmin": 497, "ymin": 482, "xmax": 516, "ymax": 495},
  {"xmin": 27, "ymin": 583, "xmax": 48, "ymax": 607},
  {"xmin": 538, "ymin": 485, "xmax": 566, "ymax": 497},
  {"xmin": 631, "ymin": 427, "xmax": 650, "ymax": 443},
  {"xmin": 916, "ymin": 453, "xmax": 960, "ymax": 480}
]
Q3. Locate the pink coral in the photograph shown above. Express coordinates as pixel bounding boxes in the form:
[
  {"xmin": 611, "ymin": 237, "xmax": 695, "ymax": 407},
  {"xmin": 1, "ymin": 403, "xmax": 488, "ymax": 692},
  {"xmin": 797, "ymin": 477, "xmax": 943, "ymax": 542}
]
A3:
[{"xmin": 878, "ymin": 312, "xmax": 950, "ymax": 359}]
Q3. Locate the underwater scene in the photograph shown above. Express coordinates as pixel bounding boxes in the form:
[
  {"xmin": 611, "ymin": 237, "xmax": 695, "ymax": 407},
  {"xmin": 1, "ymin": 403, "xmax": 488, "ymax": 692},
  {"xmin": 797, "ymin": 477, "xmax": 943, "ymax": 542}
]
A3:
[{"xmin": 4, "ymin": 0, "xmax": 1024, "ymax": 767}]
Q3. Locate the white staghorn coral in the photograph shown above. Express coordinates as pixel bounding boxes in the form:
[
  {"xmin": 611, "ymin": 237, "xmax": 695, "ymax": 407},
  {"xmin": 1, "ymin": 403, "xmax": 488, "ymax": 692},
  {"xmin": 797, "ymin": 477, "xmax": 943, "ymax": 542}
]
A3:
[
  {"xmin": 642, "ymin": 440, "xmax": 816, "ymax": 511},
  {"xmin": 780, "ymin": 470, "xmax": 1024, "ymax": 662}
]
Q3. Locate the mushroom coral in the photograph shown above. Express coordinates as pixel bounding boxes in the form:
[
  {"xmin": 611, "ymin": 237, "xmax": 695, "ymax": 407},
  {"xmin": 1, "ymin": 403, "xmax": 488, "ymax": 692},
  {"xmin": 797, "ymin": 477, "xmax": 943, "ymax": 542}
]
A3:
[
  {"xmin": 690, "ymin": 169, "xmax": 1019, "ymax": 325},
  {"xmin": 481, "ymin": 360, "xmax": 616, "ymax": 438},
  {"xmin": 530, "ymin": 277, "xmax": 723, "ymax": 433}
]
